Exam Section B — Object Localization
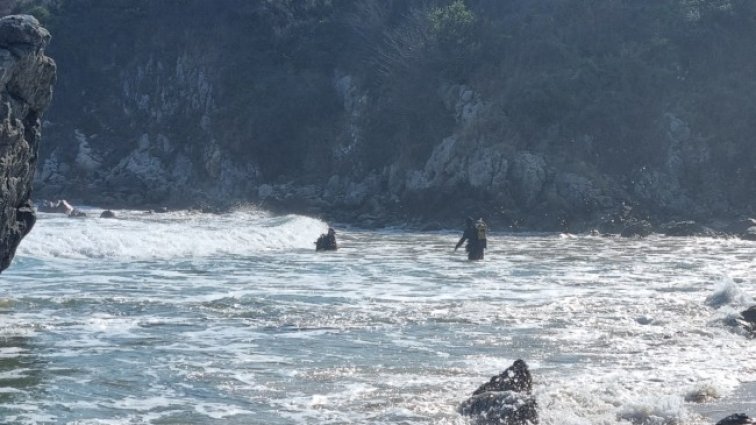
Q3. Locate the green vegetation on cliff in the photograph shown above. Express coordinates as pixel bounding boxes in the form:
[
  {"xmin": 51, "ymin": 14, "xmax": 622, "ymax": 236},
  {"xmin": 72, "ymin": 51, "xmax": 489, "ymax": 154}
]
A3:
[{"xmin": 12, "ymin": 0, "xmax": 756, "ymax": 225}]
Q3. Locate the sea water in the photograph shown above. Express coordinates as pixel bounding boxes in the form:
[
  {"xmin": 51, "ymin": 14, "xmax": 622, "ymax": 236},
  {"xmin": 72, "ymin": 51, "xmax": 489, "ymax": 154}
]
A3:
[{"xmin": 0, "ymin": 208, "xmax": 754, "ymax": 424}]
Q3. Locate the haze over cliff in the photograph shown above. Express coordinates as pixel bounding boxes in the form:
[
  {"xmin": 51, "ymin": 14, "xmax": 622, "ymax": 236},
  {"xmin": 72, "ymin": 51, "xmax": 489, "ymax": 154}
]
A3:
[{"xmin": 14, "ymin": 0, "xmax": 756, "ymax": 230}]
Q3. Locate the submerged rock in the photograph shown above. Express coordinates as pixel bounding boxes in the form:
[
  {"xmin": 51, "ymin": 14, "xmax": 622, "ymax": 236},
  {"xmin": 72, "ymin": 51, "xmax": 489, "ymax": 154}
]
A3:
[
  {"xmin": 738, "ymin": 306, "xmax": 756, "ymax": 336},
  {"xmin": 716, "ymin": 414, "xmax": 755, "ymax": 425},
  {"xmin": 68, "ymin": 209, "xmax": 86, "ymax": 218},
  {"xmin": 0, "ymin": 15, "xmax": 56, "ymax": 273},
  {"xmin": 458, "ymin": 359, "xmax": 539, "ymax": 425}
]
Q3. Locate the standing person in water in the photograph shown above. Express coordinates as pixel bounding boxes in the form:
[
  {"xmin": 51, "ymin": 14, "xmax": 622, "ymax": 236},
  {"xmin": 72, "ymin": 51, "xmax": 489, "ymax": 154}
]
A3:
[
  {"xmin": 455, "ymin": 217, "xmax": 487, "ymax": 260},
  {"xmin": 315, "ymin": 227, "xmax": 338, "ymax": 251}
]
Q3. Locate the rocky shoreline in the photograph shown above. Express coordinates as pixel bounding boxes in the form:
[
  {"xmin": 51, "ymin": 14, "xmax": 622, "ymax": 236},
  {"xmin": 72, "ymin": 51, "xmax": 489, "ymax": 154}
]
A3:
[{"xmin": 40, "ymin": 194, "xmax": 756, "ymax": 245}]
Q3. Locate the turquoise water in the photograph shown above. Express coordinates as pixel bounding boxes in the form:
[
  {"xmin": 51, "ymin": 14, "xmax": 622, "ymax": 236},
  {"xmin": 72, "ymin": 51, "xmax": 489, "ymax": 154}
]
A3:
[{"xmin": 0, "ymin": 209, "xmax": 754, "ymax": 424}]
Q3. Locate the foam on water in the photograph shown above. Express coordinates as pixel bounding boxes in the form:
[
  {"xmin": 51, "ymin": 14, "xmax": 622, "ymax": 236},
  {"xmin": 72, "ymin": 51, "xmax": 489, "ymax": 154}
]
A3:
[
  {"xmin": 705, "ymin": 278, "xmax": 754, "ymax": 309},
  {"xmin": 1, "ymin": 212, "xmax": 755, "ymax": 424},
  {"xmin": 17, "ymin": 208, "xmax": 328, "ymax": 261}
]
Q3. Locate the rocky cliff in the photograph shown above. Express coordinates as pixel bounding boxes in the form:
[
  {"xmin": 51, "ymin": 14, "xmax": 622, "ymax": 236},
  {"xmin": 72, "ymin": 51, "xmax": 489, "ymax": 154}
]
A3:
[
  {"xmin": 0, "ymin": 14, "xmax": 55, "ymax": 272},
  {"xmin": 23, "ymin": 1, "xmax": 756, "ymax": 230}
]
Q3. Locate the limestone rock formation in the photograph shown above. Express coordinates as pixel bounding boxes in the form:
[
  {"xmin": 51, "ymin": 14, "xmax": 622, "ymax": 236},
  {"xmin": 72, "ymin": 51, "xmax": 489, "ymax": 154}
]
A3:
[{"xmin": 0, "ymin": 15, "xmax": 55, "ymax": 273}]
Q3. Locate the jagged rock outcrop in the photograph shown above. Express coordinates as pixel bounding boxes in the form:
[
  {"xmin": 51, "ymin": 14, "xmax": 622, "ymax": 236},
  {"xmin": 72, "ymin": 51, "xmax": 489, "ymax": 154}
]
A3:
[
  {"xmin": 0, "ymin": 15, "xmax": 55, "ymax": 273},
  {"xmin": 458, "ymin": 359, "xmax": 539, "ymax": 425}
]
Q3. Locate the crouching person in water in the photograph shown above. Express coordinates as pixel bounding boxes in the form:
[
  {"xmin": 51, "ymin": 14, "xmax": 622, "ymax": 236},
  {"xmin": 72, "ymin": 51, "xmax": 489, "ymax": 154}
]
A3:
[
  {"xmin": 455, "ymin": 217, "xmax": 487, "ymax": 260},
  {"xmin": 315, "ymin": 227, "xmax": 338, "ymax": 251}
]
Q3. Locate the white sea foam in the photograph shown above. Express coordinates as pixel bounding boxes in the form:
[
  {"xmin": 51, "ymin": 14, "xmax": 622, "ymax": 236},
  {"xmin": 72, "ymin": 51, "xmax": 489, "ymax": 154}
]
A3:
[
  {"xmin": 705, "ymin": 278, "xmax": 754, "ymax": 309},
  {"xmin": 617, "ymin": 395, "xmax": 691, "ymax": 425},
  {"xmin": 17, "ymin": 208, "xmax": 328, "ymax": 261},
  {"xmin": 3, "ymin": 224, "xmax": 756, "ymax": 424}
]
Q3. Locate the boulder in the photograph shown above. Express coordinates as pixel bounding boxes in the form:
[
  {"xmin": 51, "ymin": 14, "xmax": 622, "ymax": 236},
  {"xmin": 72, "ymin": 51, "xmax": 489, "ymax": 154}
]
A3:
[
  {"xmin": 99, "ymin": 210, "xmax": 116, "ymax": 219},
  {"xmin": 742, "ymin": 306, "xmax": 756, "ymax": 323},
  {"xmin": 715, "ymin": 414, "xmax": 755, "ymax": 425},
  {"xmin": 472, "ymin": 359, "xmax": 533, "ymax": 395},
  {"xmin": 68, "ymin": 209, "xmax": 86, "ymax": 218},
  {"xmin": 0, "ymin": 15, "xmax": 56, "ymax": 273},
  {"xmin": 738, "ymin": 306, "xmax": 756, "ymax": 336},
  {"xmin": 458, "ymin": 359, "xmax": 539, "ymax": 425}
]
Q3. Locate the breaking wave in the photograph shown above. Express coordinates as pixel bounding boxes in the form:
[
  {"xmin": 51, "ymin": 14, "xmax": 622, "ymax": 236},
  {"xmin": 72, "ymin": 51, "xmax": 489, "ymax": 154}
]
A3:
[{"xmin": 17, "ymin": 207, "xmax": 329, "ymax": 261}]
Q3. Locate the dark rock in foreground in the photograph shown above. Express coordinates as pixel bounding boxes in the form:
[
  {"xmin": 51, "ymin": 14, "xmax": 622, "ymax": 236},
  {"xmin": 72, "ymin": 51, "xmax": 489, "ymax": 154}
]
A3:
[
  {"xmin": 100, "ymin": 210, "xmax": 116, "ymax": 219},
  {"xmin": 0, "ymin": 15, "xmax": 55, "ymax": 273},
  {"xmin": 472, "ymin": 359, "xmax": 533, "ymax": 395},
  {"xmin": 742, "ymin": 306, "xmax": 756, "ymax": 323},
  {"xmin": 458, "ymin": 359, "xmax": 539, "ymax": 425},
  {"xmin": 716, "ymin": 413, "xmax": 755, "ymax": 425},
  {"xmin": 738, "ymin": 306, "xmax": 756, "ymax": 336},
  {"xmin": 660, "ymin": 220, "xmax": 717, "ymax": 237}
]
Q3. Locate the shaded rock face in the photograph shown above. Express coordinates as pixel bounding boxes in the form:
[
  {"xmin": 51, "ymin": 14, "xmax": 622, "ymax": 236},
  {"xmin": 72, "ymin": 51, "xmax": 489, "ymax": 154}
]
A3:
[
  {"xmin": 458, "ymin": 359, "xmax": 539, "ymax": 425},
  {"xmin": 0, "ymin": 15, "xmax": 55, "ymax": 273}
]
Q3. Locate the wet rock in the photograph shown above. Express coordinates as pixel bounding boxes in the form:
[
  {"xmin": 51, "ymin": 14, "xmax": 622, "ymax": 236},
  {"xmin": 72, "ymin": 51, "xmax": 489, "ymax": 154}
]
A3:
[
  {"xmin": 472, "ymin": 359, "xmax": 533, "ymax": 395},
  {"xmin": 738, "ymin": 306, "xmax": 756, "ymax": 336},
  {"xmin": 0, "ymin": 15, "xmax": 56, "ymax": 273},
  {"xmin": 68, "ymin": 209, "xmax": 86, "ymax": 218},
  {"xmin": 99, "ymin": 210, "xmax": 116, "ymax": 218},
  {"xmin": 715, "ymin": 414, "xmax": 755, "ymax": 425},
  {"xmin": 620, "ymin": 220, "xmax": 653, "ymax": 238},
  {"xmin": 660, "ymin": 220, "xmax": 717, "ymax": 237},
  {"xmin": 742, "ymin": 306, "xmax": 756, "ymax": 323},
  {"xmin": 458, "ymin": 359, "xmax": 539, "ymax": 425}
]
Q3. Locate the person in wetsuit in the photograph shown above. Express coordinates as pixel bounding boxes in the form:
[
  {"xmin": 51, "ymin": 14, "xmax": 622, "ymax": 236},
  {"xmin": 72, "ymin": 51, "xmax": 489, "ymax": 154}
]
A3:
[
  {"xmin": 455, "ymin": 217, "xmax": 487, "ymax": 260},
  {"xmin": 315, "ymin": 227, "xmax": 338, "ymax": 251}
]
